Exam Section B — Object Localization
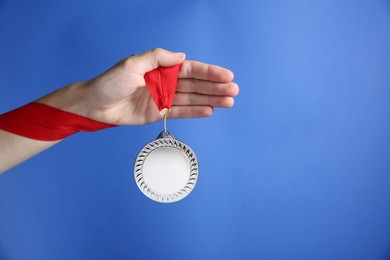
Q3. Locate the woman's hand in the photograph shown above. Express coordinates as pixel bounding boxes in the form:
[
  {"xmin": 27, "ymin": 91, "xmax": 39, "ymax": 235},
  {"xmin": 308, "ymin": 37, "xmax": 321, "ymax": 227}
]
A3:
[{"xmin": 38, "ymin": 48, "xmax": 239, "ymax": 125}]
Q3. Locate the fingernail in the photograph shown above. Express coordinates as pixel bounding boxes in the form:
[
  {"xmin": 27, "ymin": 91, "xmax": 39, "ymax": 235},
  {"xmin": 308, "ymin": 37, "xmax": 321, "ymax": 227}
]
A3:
[{"xmin": 173, "ymin": 52, "xmax": 185, "ymax": 58}]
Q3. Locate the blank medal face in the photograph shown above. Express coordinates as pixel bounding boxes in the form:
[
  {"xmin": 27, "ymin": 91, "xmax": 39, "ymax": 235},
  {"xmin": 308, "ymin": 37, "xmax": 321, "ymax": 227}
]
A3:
[{"xmin": 134, "ymin": 136, "xmax": 199, "ymax": 203}]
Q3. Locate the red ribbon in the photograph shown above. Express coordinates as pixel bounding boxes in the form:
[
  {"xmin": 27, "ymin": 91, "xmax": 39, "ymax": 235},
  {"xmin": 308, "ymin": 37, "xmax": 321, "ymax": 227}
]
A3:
[
  {"xmin": 144, "ymin": 64, "xmax": 182, "ymax": 111},
  {"xmin": 0, "ymin": 102, "xmax": 116, "ymax": 141},
  {"xmin": 0, "ymin": 65, "xmax": 182, "ymax": 141}
]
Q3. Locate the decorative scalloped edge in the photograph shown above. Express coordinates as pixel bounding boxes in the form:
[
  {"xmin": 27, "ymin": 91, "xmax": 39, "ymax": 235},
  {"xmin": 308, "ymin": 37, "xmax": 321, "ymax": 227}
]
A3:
[{"xmin": 134, "ymin": 137, "xmax": 199, "ymax": 203}]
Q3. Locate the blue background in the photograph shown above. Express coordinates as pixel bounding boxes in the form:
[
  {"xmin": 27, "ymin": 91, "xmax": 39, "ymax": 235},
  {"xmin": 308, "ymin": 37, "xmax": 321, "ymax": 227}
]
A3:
[{"xmin": 1, "ymin": 0, "xmax": 390, "ymax": 259}]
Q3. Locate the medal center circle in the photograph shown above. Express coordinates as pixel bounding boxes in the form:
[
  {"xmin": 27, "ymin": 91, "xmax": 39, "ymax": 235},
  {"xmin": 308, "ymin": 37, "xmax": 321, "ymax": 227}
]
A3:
[{"xmin": 143, "ymin": 147, "xmax": 191, "ymax": 194}]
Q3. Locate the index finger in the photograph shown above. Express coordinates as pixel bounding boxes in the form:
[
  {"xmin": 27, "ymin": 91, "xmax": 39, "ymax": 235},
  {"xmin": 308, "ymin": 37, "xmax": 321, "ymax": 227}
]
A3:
[{"xmin": 179, "ymin": 60, "xmax": 234, "ymax": 83}]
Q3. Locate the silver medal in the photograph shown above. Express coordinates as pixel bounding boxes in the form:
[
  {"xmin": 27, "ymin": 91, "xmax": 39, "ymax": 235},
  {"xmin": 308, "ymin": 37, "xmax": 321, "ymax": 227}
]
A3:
[{"xmin": 134, "ymin": 115, "xmax": 199, "ymax": 203}]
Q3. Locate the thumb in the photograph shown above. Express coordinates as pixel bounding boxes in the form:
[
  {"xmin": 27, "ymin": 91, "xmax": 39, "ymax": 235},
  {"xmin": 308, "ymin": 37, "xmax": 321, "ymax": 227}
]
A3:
[{"xmin": 129, "ymin": 48, "xmax": 186, "ymax": 75}]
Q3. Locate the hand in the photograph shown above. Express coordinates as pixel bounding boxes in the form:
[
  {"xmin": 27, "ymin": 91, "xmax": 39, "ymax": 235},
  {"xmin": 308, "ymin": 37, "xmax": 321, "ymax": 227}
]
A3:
[{"xmin": 38, "ymin": 48, "xmax": 239, "ymax": 125}]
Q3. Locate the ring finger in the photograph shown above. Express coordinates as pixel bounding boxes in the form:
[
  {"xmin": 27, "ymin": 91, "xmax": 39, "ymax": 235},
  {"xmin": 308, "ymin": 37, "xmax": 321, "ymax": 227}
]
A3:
[{"xmin": 173, "ymin": 93, "xmax": 235, "ymax": 108}]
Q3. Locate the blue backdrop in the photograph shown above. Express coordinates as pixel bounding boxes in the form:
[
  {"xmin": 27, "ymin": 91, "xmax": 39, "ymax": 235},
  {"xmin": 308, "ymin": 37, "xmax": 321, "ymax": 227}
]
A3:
[{"xmin": 1, "ymin": 0, "xmax": 390, "ymax": 259}]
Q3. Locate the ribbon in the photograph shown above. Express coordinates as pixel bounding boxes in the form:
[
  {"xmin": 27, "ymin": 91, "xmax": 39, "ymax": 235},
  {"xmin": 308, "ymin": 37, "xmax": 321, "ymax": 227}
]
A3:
[
  {"xmin": 144, "ymin": 64, "xmax": 182, "ymax": 112},
  {"xmin": 0, "ymin": 64, "xmax": 182, "ymax": 141},
  {"xmin": 0, "ymin": 102, "xmax": 116, "ymax": 141}
]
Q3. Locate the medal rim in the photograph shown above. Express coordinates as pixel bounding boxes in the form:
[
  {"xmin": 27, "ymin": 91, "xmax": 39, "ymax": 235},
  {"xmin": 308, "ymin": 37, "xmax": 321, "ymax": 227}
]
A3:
[{"xmin": 134, "ymin": 136, "xmax": 199, "ymax": 203}]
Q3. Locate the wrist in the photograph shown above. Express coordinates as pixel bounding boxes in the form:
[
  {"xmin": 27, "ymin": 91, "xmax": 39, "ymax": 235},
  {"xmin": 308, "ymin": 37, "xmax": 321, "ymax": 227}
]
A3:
[{"xmin": 36, "ymin": 81, "xmax": 90, "ymax": 118}]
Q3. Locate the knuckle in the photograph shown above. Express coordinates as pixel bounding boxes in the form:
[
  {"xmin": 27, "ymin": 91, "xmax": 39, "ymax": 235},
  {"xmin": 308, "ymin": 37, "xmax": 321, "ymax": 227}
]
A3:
[
  {"xmin": 151, "ymin": 47, "xmax": 164, "ymax": 55},
  {"xmin": 121, "ymin": 57, "xmax": 134, "ymax": 70}
]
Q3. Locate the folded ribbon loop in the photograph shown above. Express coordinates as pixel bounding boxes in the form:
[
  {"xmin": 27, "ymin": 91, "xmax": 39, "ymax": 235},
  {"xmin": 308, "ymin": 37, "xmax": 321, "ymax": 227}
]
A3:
[{"xmin": 144, "ymin": 64, "xmax": 182, "ymax": 111}]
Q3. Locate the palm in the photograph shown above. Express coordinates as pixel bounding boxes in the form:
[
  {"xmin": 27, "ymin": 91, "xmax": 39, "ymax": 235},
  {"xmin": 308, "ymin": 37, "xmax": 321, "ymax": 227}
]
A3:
[{"xmin": 125, "ymin": 86, "xmax": 162, "ymax": 125}]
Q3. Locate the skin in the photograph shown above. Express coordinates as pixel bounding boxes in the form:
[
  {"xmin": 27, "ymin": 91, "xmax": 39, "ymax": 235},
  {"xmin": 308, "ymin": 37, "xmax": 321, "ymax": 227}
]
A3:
[{"xmin": 0, "ymin": 48, "xmax": 239, "ymax": 174}]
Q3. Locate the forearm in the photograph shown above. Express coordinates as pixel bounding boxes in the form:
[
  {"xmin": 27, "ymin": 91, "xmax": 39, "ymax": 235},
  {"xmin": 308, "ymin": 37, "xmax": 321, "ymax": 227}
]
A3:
[
  {"xmin": 0, "ymin": 130, "xmax": 59, "ymax": 173},
  {"xmin": 0, "ymin": 82, "xmax": 95, "ymax": 174}
]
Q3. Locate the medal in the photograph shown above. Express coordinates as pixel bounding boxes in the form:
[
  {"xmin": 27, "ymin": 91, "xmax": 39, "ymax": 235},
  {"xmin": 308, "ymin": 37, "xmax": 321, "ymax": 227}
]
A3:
[{"xmin": 134, "ymin": 65, "xmax": 199, "ymax": 203}]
